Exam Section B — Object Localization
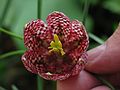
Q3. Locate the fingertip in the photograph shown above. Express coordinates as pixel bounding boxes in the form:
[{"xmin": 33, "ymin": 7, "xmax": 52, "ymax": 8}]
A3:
[
  {"xmin": 91, "ymin": 85, "xmax": 111, "ymax": 90},
  {"xmin": 86, "ymin": 23, "xmax": 120, "ymax": 74},
  {"xmin": 57, "ymin": 71, "xmax": 101, "ymax": 90},
  {"xmin": 57, "ymin": 74, "xmax": 80, "ymax": 90}
]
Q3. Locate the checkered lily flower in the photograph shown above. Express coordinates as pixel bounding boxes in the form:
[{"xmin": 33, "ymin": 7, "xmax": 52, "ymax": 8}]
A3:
[{"xmin": 21, "ymin": 11, "xmax": 89, "ymax": 80}]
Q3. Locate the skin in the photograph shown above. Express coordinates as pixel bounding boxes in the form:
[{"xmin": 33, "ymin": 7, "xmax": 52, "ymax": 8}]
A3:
[{"xmin": 57, "ymin": 23, "xmax": 120, "ymax": 90}]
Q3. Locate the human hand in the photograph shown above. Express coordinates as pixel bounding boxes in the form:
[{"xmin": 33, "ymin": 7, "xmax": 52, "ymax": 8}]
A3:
[{"xmin": 57, "ymin": 23, "xmax": 120, "ymax": 90}]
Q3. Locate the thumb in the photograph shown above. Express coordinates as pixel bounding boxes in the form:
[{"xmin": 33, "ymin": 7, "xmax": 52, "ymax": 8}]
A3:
[{"xmin": 85, "ymin": 23, "xmax": 120, "ymax": 74}]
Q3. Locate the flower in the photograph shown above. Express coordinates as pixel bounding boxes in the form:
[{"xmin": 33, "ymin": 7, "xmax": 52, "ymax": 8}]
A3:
[{"xmin": 21, "ymin": 11, "xmax": 89, "ymax": 80}]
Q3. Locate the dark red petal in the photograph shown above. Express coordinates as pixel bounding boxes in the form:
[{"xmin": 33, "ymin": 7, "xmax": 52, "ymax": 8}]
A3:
[
  {"xmin": 71, "ymin": 52, "xmax": 88, "ymax": 76},
  {"xmin": 72, "ymin": 20, "xmax": 89, "ymax": 53},
  {"xmin": 72, "ymin": 20, "xmax": 88, "ymax": 39},
  {"xmin": 38, "ymin": 72, "xmax": 71, "ymax": 80},
  {"xmin": 21, "ymin": 50, "xmax": 38, "ymax": 74},
  {"xmin": 37, "ymin": 52, "xmax": 87, "ymax": 80},
  {"xmin": 64, "ymin": 20, "xmax": 89, "ymax": 53},
  {"xmin": 24, "ymin": 19, "xmax": 47, "ymax": 50},
  {"xmin": 21, "ymin": 49, "xmax": 47, "ymax": 74},
  {"xmin": 46, "ymin": 11, "xmax": 71, "ymax": 37}
]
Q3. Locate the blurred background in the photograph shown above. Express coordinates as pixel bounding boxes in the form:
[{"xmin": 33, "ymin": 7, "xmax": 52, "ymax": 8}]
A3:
[{"xmin": 0, "ymin": 0, "xmax": 120, "ymax": 90}]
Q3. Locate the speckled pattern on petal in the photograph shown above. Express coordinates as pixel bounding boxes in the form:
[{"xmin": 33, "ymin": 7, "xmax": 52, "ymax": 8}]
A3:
[{"xmin": 22, "ymin": 11, "xmax": 89, "ymax": 81}]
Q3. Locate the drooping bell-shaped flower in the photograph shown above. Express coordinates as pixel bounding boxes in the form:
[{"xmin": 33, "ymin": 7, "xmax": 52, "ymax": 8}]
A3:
[{"xmin": 22, "ymin": 11, "xmax": 89, "ymax": 80}]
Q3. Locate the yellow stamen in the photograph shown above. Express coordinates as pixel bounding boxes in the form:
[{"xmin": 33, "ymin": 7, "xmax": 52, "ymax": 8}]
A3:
[{"xmin": 48, "ymin": 34, "xmax": 65, "ymax": 55}]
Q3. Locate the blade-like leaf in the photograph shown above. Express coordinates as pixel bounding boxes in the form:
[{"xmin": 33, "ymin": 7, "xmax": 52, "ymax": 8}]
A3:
[
  {"xmin": 11, "ymin": 85, "xmax": 19, "ymax": 90},
  {"xmin": 0, "ymin": 86, "xmax": 6, "ymax": 90}
]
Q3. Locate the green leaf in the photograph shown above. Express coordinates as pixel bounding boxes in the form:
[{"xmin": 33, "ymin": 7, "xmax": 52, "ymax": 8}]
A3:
[
  {"xmin": 0, "ymin": 50, "xmax": 25, "ymax": 60},
  {"xmin": 11, "ymin": 85, "xmax": 19, "ymax": 90},
  {"xmin": 103, "ymin": 0, "xmax": 120, "ymax": 14},
  {"xmin": 89, "ymin": 33, "xmax": 104, "ymax": 44},
  {"xmin": 0, "ymin": 86, "xmax": 6, "ymax": 90},
  {"xmin": 0, "ymin": 0, "xmax": 6, "ymax": 18},
  {"xmin": 0, "ymin": 28, "xmax": 23, "ymax": 40}
]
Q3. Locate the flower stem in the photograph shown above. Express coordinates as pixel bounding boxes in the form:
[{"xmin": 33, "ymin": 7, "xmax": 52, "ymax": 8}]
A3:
[
  {"xmin": 37, "ymin": 0, "xmax": 43, "ymax": 90},
  {"xmin": 0, "ymin": 28, "xmax": 23, "ymax": 40},
  {"xmin": 0, "ymin": 50, "xmax": 25, "ymax": 60},
  {"xmin": 93, "ymin": 73, "xmax": 115, "ymax": 90},
  {"xmin": 82, "ymin": 0, "xmax": 89, "ymax": 25},
  {"xmin": 89, "ymin": 33, "xmax": 104, "ymax": 44},
  {"xmin": 37, "ymin": 0, "xmax": 42, "ymax": 19},
  {"xmin": 37, "ymin": 76, "xmax": 43, "ymax": 90}
]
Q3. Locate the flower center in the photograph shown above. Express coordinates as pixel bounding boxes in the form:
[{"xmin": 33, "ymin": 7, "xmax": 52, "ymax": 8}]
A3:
[{"xmin": 48, "ymin": 34, "xmax": 65, "ymax": 56}]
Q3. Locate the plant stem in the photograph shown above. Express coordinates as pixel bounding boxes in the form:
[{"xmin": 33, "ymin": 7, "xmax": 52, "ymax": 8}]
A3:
[
  {"xmin": 37, "ymin": 76, "xmax": 43, "ymax": 90},
  {"xmin": 37, "ymin": 0, "xmax": 43, "ymax": 90},
  {"xmin": 0, "ymin": 28, "xmax": 23, "ymax": 40},
  {"xmin": 37, "ymin": 0, "xmax": 42, "ymax": 19},
  {"xmin": 93, "ymin": 74, "xmax": 115, "ymax": 90},
  {"xmin": 82, "ymin": 0, "xmax": 89, "ymax": 25},
  {"xmin": 0, "ymin": 50, "xmax": 25, "ymax": 60},
  {"xmin": 0, "ymin": 0, "xmax": 12, "ymax": 26},
  {"xmin": 89, "ymin": 33, "xmax": 104, "ymax": 44}
]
